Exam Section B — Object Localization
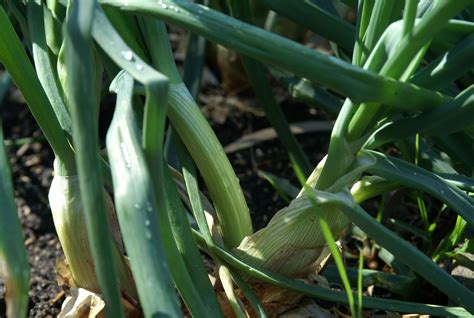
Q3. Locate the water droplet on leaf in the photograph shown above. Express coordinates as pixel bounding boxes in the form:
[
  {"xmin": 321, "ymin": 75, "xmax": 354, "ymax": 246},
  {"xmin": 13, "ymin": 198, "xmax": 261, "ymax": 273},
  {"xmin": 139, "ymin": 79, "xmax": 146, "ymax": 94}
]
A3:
[{"xmin": 121, "ymin": 50, "xmax": 133, "ymax": 61}]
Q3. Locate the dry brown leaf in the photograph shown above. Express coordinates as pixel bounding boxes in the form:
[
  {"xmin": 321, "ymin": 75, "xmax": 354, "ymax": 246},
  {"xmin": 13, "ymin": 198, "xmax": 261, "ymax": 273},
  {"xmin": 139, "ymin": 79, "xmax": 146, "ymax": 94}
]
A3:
[
  {"xmin": 58, "ymin": 288, "xmax": 105, "ymax": 318},
  {"xmin": 216, "ymin": 45, "xmax": 248, "ymax": 92},
  {"xmin": 56, "ymin": 256, "xmax": 76, "ymax": 289},
  {"xmin": 279, "ymin": 302, "xmax": 334, "ymax": 318},
  {"xmin": 224, "ymin": 121, "xmax": 334, "ymax": 154},
  {"xmin": 217, "ymin": 281, "xmax": 304, "ymax": 318},
  {"xmin": 58, "ymin": 288, "xmax": 141, "ymax": 318}
]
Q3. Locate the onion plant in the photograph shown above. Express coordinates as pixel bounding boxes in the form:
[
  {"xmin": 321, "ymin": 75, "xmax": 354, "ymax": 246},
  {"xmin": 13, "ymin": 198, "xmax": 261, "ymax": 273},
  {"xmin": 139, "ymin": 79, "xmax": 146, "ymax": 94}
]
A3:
[{"xmin": 0, "ymin": 0, "xmax": 473, "ymax": 317}]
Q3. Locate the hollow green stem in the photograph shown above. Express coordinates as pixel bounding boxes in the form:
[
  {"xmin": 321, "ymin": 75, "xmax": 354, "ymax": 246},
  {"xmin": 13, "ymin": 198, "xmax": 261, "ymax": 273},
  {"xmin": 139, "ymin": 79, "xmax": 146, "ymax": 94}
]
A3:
[{"xmin": 136, "ymin": 18, "xmax": 252, "ymax": 248}]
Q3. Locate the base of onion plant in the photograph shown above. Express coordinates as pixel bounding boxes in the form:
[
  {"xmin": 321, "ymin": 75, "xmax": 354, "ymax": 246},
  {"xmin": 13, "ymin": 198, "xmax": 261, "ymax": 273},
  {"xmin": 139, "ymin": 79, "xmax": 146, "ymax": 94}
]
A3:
[
  {"xmin": 49, "ymin": 159, "xmax": 137, "ymax": 299},
  {"xmin": 235, "ymin": 195, "xmax": 349, "ymax": 277},
  {"xmin": 234, "ymin": 156, "xmax": 345, "ymax": 277}
]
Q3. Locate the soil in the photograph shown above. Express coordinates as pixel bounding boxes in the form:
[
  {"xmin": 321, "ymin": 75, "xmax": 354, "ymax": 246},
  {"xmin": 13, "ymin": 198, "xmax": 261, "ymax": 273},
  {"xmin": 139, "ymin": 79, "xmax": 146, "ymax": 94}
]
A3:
[{"xmin": 0, "ymin": 103, "xmax": 63, "ymax": 317}]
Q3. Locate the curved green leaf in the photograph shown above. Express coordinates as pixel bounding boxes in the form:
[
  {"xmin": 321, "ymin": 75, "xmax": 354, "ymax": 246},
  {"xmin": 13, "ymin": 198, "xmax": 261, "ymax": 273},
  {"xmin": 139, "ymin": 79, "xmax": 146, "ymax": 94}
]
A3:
[
  {"xmin": 412, "ymin": 33, "xmax": 474, "ymax": 90},
  {"xmin": 64, "ymin": 1, "xmax": 125, "ymax": 316},
  {"xmin": 259, "ymin": 0, "xmax": 355, "ymax": 51},
  {"xmin": 0, "ymin": 6, "xmax": 74, "ymax": 169},
  {"xmin": 107, "ymin": 72, "xmax": 182, "ymax": 317},
  {"xmin": 193, "ymin": 229, "xmax": 471, "ymax": 316},
  {"xmin": 27, "ymin": 0, "xmax": 72, "ymax": 136},
  {"xmin": 99, "ymin": 0, "xmax": 448, "ymax": 110},
  {"xmin": 93, "ymin": 9, "xmax": 221, "ymax": 315},
  {"xmin": 367, "ymin": 86, "xmax": 474, "ymax": 148},
  {"xmin": 363, "ymin": 150, "xmax": 474, "ymax": 225}
]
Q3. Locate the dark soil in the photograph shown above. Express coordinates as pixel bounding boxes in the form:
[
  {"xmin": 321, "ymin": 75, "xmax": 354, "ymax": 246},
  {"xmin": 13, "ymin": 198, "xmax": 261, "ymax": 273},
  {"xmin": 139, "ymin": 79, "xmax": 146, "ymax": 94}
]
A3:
[{"xmin": 0, "ymin": 103, "xmax": 64, "ymax": 317}]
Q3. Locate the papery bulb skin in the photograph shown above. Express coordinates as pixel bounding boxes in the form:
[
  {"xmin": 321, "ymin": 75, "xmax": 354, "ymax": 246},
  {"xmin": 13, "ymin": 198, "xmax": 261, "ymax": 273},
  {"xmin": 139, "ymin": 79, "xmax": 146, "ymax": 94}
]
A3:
[
  {"xmin": 49, "ymin": 174, "xmax": 100, "ymax": 292},
  {"xmin": 48, "ymin": 172, "xmax": 136, "ymax": 298}
]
